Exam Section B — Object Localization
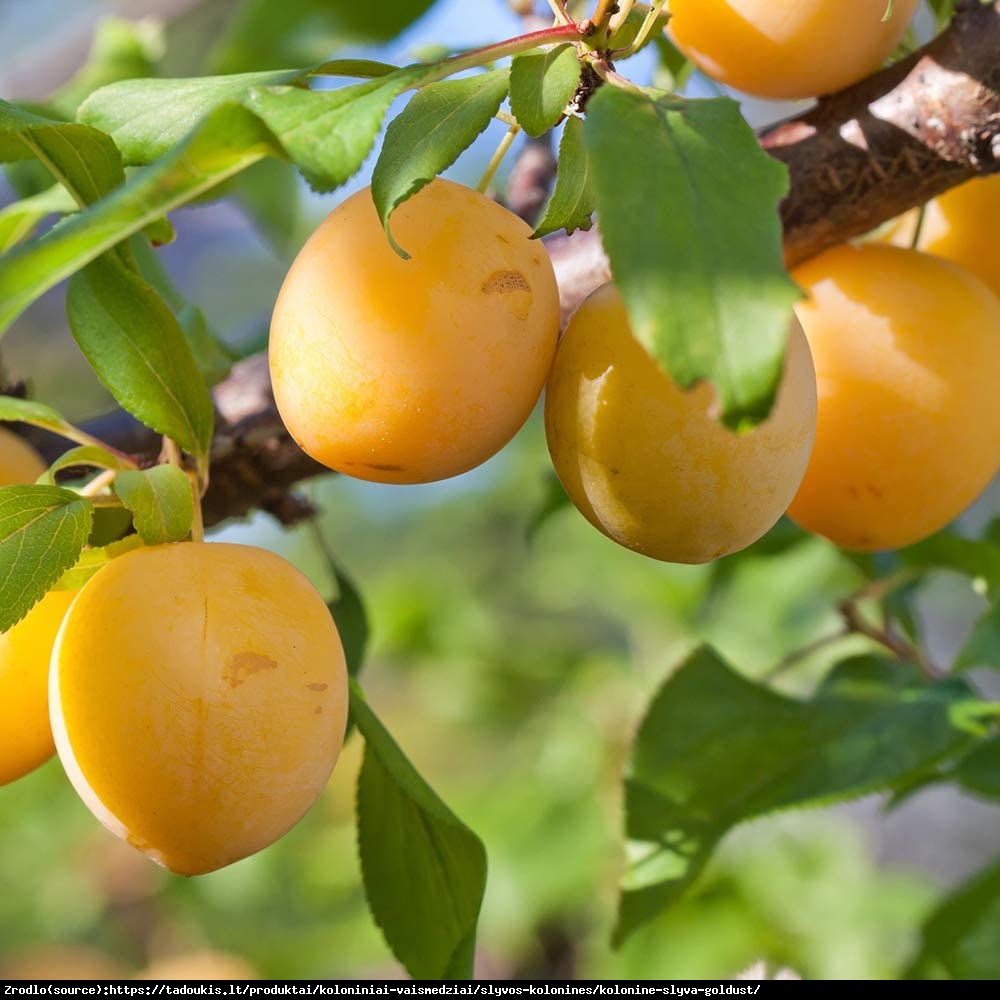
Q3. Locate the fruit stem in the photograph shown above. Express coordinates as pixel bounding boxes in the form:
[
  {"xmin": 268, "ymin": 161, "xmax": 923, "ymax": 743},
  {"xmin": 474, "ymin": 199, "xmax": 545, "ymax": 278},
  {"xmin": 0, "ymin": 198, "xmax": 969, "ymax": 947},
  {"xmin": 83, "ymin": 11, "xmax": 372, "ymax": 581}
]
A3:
[
  {"xmin": 909, "ymin": 203, "xmax": 928, "ymax": 250},
  {"xmin": 615, "ymin": 0, "xmax": 669, "ymax": 57},
  {"xmin": 837, "ymin": 596, "xmax": 939, "ymax": 680},
  {"xmin": 160, "ymin": 436, "xmax": 182, "ymax": 468},
  {"xmin": 590, "ymin": 58, "xmax": 644, "ymax": 93},
  {"xmin": 546, "ymin": 0, "xmax": 572, "ymax": 25},
  {"xmin": 478, "ymin": 124, "xmax": 521, "ymax": 194},
  {"xmin": 589, "ymin": 0, "xmax": 620, "ymax": 31},
  {"xmin": 189, "ymin": 472, "xmax": 205, "ymax": 543},
  {"xmin": 77, "ymin": 468, "xmax": 118, "ymax": 498},
  {"xmin": 608, "ymin": 0, "xmax": 637, "ymax": 34}
]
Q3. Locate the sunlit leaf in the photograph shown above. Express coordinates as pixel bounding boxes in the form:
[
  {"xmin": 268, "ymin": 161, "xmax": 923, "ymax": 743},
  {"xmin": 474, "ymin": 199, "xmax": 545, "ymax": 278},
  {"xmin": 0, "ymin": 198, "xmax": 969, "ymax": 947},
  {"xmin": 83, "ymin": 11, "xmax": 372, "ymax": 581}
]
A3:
[
  {"xmin": 0, "ymin": 485, "xmax": 93, "ymax": 631},
  {"xmin": 373, "ymin": 69, "xmax": 509, "ymax": 256},
  {"xmin": 583, "ymin": 87, "xmax": 799, "ymax": 426}
]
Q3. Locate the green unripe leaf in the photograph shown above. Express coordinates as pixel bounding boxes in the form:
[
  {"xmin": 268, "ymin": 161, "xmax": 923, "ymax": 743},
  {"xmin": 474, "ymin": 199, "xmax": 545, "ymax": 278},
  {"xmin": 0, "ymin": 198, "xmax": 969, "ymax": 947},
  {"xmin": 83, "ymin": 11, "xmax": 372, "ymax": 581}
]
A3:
[{"xmin": 113, "ymin": 465, "xmax": 194, "ymax": 546}]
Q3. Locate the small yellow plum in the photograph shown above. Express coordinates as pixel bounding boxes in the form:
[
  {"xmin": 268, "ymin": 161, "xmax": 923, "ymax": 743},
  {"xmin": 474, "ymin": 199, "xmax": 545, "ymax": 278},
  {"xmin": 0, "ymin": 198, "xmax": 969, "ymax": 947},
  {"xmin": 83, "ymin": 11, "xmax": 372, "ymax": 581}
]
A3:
[
  {"xmin": 50, "ymin": 542, "xmax": 349, "ymax": 875},
  {"xmin": 0, "ymin": 588, "xmax": 77, "ymax": 786},
  {"xmin": 269, "ymin": 179, "xmax": 560, "ymax": 484},
  {"xmin": 788, "ymin": 243, "xmax": 1000, "ymax": 550},
  {"xmin": 0, "ymin": 426, "xmax": 46, "ymax": 485},
  {"xmin": 545, "ymin": 283, "xmax": 817, "ymax": 563},
  {"xmin": 883, "ymin": 174, "xmax": 1000, "ymax": 301},
  {"xmin": 668, "ymin": 0, "xmax": 918, "ymax": 100}
]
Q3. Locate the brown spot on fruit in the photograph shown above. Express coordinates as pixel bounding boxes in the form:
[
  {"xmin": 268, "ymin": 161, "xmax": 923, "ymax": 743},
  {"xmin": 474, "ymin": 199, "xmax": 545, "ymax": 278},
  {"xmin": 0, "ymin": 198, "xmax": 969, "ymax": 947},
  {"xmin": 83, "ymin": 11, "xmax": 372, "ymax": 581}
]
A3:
[
  {"xmin": 307, "ymin": 683, "xmax": 328, "ymax": 692},
  {"xmin": 481, "ymin": 270, "xmax": 533, "ymax": 320},
  {"xmin": 223, "ymin": 652, "xmax": 279, "ymax": 688},
  {"xmin": 482, "ymin": 269, "xmax": 530, "ymax": 294}
]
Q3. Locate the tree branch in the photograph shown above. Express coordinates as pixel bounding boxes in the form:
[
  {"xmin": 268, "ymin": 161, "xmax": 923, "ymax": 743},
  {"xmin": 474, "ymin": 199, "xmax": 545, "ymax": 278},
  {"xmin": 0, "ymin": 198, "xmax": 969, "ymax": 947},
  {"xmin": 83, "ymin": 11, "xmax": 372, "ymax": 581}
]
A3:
[
  {"xmin": 26, "ymin": 2, "xmax": 1000, "ymax": 526},
  {"xmin": 763, "ymin": 0, "xmax": 1000, "ymax": 266}
]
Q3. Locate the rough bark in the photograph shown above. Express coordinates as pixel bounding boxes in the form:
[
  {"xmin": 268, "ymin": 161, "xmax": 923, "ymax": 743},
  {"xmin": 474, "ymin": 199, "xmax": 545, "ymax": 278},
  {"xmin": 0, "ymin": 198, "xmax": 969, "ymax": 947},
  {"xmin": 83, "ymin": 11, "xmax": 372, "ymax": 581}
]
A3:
[{"xmin": 24, "ymin": 2, "xmax": 1000, "ymax": 525}]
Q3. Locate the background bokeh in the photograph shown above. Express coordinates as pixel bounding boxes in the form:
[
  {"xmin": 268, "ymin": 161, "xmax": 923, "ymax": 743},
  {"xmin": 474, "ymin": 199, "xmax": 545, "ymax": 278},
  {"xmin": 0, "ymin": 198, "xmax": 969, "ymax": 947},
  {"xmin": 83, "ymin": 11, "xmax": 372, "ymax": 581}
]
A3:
[{"xmin": 0, "ymin": 0, "xmax": 997, "ymax": 980}]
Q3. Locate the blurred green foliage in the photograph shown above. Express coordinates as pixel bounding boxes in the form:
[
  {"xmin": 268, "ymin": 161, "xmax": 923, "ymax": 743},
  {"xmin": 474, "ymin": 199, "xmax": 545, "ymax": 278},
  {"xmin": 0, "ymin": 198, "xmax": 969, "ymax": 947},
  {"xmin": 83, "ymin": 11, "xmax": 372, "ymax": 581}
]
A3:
[{"xmin": 0, "ymin": 414, "xmax": 954, "ymax": 978}]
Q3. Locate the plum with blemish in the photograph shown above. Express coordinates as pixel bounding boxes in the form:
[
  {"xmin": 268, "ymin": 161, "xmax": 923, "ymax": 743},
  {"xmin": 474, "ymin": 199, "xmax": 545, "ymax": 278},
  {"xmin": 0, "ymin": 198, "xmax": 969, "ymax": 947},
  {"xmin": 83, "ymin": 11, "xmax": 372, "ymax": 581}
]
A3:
[
  {"xmin": 50, "ymin": 542, "xmax": 348, "ymax": 875},
  {"xmin": 268, "ymin": 178, "xmax": 560, "ymax": 484}
]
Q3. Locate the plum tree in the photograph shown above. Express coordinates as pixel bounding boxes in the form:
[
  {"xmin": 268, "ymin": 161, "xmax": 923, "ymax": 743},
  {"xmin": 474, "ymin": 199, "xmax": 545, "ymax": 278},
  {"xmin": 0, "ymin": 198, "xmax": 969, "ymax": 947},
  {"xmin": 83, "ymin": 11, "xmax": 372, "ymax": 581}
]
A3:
[
  {"xmin": 0, "ymin": 588, "xmax": 77, "ymax": 786},
  {"xmin": 787, "ymin": 243, "xmax": 1000, "ymax": 551},
  {"xmin": 667, "ymin": 0, "xmax": 918, "ymax": 100},
  {"xmin": 2, "ymin": 0, "xmax": 999, "ymax": 981},
  {"xmin": 544, "ymin": 283, "xmax": 817, "ymax": 564},
  {"xmin": 50, "ymin": 542, "xmax": 349, "ymax": 876},
  {"xmin": 269, "ymin": 178, "xmax": 560, "ymax": 485},
  {"xmin": 0, "ymin": 427, "xmax": 46, "ymax": 485},
  {"xmin": 883, "ymin": 174, "xmax": 1000, "ymax": 300}
]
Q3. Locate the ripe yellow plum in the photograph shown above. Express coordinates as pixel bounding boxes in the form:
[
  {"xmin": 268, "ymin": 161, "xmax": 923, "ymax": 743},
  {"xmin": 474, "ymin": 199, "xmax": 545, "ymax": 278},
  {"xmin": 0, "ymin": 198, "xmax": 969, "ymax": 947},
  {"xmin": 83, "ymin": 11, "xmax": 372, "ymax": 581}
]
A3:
[
  {"xmin": 788, "ymin": 243, "xmax": 1000, "ymax": 551},
  {"xmin": 0, "ymin": 588, "xmax": 77, "ymax": 786},
  {"xmin": 269, "ymin": 179, "xmax": 560, "ymax": 484},
  {"xmin": 667, "ymin": 0, "xmax": 918, "ymax": 100},
  {"xmin": 544, "ymin": 283, "xmax": 817, "ymax": 564},
  {"xmin": 0, "ymin": 427, "xmax": 46, "ymax": 485},
  {"xmin": 884, "ymin": 175, "xmax": 1000, "ymax": 300},
  {"xmin": 50, "ymin": 542, "xmax": 349, "ymax": 876}
]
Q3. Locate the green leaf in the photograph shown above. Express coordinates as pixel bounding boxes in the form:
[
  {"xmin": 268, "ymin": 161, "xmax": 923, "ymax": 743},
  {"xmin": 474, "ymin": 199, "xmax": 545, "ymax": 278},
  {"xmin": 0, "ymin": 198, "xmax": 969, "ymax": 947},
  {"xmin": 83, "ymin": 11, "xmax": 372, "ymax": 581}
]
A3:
[
  {"xmin": 86, "ymin": 506, "xmax": 135, "ymax": 549},
  {"xmin": 0, "ymin": 104, "xmax": 276, "ymax": 337},
  {"xmin": 372, "ymin": 69, "xmax": 509, "ymax": 256},
  {"xmin": 212, "ymin": 0, "xmax": 440, "ymax": 73},
  {"xmin": 954, "ymin": 606, "xmax": 1000, "ymax": 672},
  {"xmin": 509, "ymin": 45, "xmax": 579, "ymax": 138},
  {"xmin": 900, "ymin": 533, "xmax": 1000, "ymax": 604},
  {"xmin": 0, "ymin": 397, "xmax": 88, "ymax": 442},
  {"xmin": 583, "ymin": 88, "xmax": 800, "ymax": 426},
  {"xmin": 951, "ymin": 736, "xmax": 1000, "ymax": 801},
  {"xmin": 54, "ymin": 534, "xmax": 144, "ymax": 591},
  {"xmin": 38, "ymin": 445, "xmax": 137, "ymax": 484},
  {"xmin": 78, "ymin": 69, "xmax": 305, "ymax": 164},
  {"xmin": 533, "ymin": 116, "xmax": 594, "ymax": 238},
  {"xmin": 0, "ymin": 184, "xmax": 76, "ymax": 253},
  {"xmin": 351, "ymin": 681, "xmax": 486, "ymax": 980},
  {"xmin": 0, "ymin": 102, "xmax": 123, "ymax": 195},
  {"xmin": 0, "ymin": 485, "xmax": 93, "ymax": 631},
  {"xmin": 246, "ymin": 71, "xmax": 422, "ymax": 192},
  {"xmin": 615, "ymin": 647, "xmax": 981, "ymax": 946},
  {"xmin": 66, "ymin": 254, "xmax": 215, "ymax": 460},
  {"xmin": 905, "ymin": 859, "xmax": 1000, "ymax": 979},
  {"xmin": 328, "ymin": 566, "xmax": 369, "ymax": 680},
  {"xmin": 113, "ymin": 466, "xmax": 194, "ymax": 545}
]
